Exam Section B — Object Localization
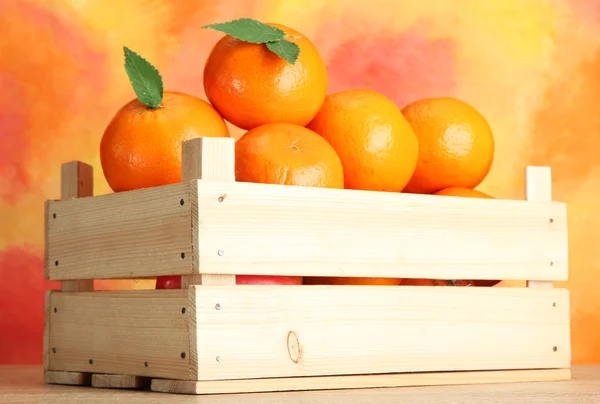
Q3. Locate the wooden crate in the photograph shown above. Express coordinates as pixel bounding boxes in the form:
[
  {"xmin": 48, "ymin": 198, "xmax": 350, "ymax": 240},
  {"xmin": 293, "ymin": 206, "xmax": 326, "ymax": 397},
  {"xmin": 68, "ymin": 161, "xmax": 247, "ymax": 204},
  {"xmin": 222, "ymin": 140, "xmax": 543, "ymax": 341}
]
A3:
[{"xmin": 43, "ymin": 137, "xmax": 571, "ymax": 395}]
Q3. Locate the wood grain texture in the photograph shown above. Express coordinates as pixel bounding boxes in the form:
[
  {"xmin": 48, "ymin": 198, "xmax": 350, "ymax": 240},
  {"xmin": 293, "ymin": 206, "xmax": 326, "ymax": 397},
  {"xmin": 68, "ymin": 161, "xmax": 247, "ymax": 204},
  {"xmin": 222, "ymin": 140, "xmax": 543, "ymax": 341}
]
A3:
[
  {"xmin": 187, "ymin": 287, "xmax": 199, "ymax": 381},
  {"xmin": 58, "ymin": 161, "xmax": 94, "ymax": 292},
  {"xmin": 181, "ymin": 137, "xmax": 235, "ymax": 183},
  {"xmin": 525, "ymin": 167, "xmax": 558, "ymax": 289},
  {"xmin": 4, "ymin": 365, "xmax": 598, "ymax": 403},
  {"xmin": 44, "ymin": 370, "xmax": 91, "ymax": 386},
  {"xmin": 191, "ymin": 285, "xmax": 571, "ymax": 381},
  {"xmin": 181, "ymin": 137, "xmax": 236, "ymax": 286},
  {"xmin": 43, "ymin": 290, "xmax": 52, "ymax": 371},
  {"xmin": 193, "ymin": 178, "xmax": 568, "ymax": 281},
  {"xmin": 45, "ymin": 181, "xmax": 195, "ymax": 280},
  {"xmin": 92, "ymin": 374, "xmax": 151, "ymax": 389},
  {"xmin": 151, "ymin": 368, "xmax": 571, "ymax": 395},
  {"xmin": 47, "ymin": 290, "xmax": 190, "ymax": 380}
]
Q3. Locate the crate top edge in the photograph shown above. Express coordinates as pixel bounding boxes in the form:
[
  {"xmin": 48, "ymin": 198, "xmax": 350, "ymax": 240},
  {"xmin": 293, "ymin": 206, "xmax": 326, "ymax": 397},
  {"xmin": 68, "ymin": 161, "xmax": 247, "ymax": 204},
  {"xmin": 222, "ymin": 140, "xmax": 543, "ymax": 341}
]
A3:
[{"xmin": 44, "ymin": 178, "xmax": 567, "ymax": 209}]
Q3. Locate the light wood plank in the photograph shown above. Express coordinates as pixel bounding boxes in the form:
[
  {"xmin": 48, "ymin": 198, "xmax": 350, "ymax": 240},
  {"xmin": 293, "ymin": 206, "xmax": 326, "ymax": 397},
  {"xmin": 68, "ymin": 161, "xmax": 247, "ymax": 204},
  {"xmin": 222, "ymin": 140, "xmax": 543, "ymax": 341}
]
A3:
[
  {"xmin": 182, "ymin": 137, "xmax": 236, "ymax": 287},
  {"xmin": 58, "ymin": 161, "xmax": 94, "ymax": 292},
  {"xmin": 43, "ymin": 290, "xmax": 52, "ymax": 371},
  {"xmin": 43, "ymin": 162, "xmax": 94, "ymax": 384},
  {"xmin": 8, "ymin": 365, "xmax": 597, "ymax": 402},
  {"xmin": 193, "ymin": 179, "xmax": 568, "ymax": 281},
  {"xmin": 47, "ymin": 290, "xmax": 190, "ymax": 380},
  {"xmin": 181, "ymin": 131, "xmax": 239, "ymax": 386},
  {"xmin": 44, "ymin": 370, "xmax": 91, "ymax": 386},
  {"xmin": 45, "ymin": 181, "xmax": 195, "ymax": 280},
  {"xmin": 151, "ymin": 368, "xmax": 571, "ymax": 395},
  {"xmin": 525, "ymin": 166, "xmax": 559, "ymax": 289},
  {"xmin": 191, "ymin": 285, "xmax": 570, "ymax": 381},
  {"xmin": 92, "ymin": 373, "xmax": 150, "ymax": 389},
  {"xmin": 182, "ymin": 136, "xmax": 235, "ymax": 183}
]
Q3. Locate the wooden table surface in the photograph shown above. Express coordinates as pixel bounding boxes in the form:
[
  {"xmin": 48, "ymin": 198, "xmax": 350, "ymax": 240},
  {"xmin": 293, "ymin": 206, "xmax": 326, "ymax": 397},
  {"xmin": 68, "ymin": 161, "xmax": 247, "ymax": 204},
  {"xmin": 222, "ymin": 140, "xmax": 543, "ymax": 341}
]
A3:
[{"xmin": 1, "ymin": 366, "xmax": 599, "ymax": 404}]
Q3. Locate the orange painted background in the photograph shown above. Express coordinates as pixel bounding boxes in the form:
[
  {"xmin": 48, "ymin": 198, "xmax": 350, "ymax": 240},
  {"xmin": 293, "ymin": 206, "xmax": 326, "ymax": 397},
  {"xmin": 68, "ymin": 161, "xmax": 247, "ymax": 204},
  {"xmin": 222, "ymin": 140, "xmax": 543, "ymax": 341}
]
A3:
[{"xmin": 1, "ymin": 0, "xmax": 599, "ymax": 364}]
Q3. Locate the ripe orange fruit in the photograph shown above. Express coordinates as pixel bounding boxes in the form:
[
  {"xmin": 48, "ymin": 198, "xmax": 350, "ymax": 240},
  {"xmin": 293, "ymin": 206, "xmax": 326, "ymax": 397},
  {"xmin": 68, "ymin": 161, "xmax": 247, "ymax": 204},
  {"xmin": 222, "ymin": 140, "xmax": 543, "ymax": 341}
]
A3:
[
  {"xmin": 235, "ymin": 123, "xmax": 344, "ymax": 188},
  {"xmin": 303, "ymin": 277, "xmax": 402, "ymax": 286},
  {"xmin": 203, "ymin": 23, "xmax": 328, "ymax": 130},
  {"xmin": 433, "ymin": 187, "xmax": 493, "ymax": 199},
  {"xmin": 100, "ymin": 91, "xmax": 229, "ymax": 192},
  {"xmin": 401, "ymin": 97, "xmax": 495, "ymax": 194},
  {"xmin": 307, "ymin": 89, "xmax": 419, "ymax": 192}
]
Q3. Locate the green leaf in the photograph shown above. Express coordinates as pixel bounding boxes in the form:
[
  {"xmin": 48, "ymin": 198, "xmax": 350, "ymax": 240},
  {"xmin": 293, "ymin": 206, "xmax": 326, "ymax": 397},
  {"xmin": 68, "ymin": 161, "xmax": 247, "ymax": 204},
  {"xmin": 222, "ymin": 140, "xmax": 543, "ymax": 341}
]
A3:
[
  {"xmin": 202, "ymin": 18, "xmax": 285, "ymax": 44},
  {"xmin": 123, "ymin": 46, "xmax": 164, "ymax": 109},
  {"xmin": 266, "ymin": 40, "xmax": 300, "ymax": 64}
]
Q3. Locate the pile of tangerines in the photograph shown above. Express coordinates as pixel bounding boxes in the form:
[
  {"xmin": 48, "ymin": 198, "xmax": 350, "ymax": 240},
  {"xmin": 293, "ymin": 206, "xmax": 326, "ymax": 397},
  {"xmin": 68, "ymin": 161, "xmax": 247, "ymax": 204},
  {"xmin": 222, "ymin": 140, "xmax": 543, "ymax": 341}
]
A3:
[{"xmin": 98, "ymin": 20, "xmax": 497, "ymax": 289}]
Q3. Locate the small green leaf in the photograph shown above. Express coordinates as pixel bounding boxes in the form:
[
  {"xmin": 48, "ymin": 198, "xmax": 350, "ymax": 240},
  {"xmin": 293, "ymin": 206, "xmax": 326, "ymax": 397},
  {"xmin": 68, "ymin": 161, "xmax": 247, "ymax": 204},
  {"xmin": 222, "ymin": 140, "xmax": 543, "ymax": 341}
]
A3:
[
  {"xmin": 266, "ymin": 40, "xmax": 300, "ymax": 64},
  {"xmin": 202, "ymin": 18, "xmax": 285, "ymax": 44},
  {"xmin": 123, "ymin": 46, "xmax": 163, "ymax": 109}
]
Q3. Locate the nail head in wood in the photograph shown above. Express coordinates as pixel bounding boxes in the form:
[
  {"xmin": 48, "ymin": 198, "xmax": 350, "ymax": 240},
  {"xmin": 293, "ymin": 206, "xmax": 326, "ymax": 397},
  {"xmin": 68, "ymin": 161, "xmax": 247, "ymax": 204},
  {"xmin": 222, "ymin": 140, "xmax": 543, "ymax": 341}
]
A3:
[
  {"xmin": 181, "ymin": 352, "xmax": 186, "ymax": 359},
  {"xmin": 52, "ymin": 213, "xmax": 56, "ymax": 219},
  {"xmin": 52, "ymin": 348, "xmax": 56, "ymax": 353},
  {"xmin": 89, "ymin": 359, "xmax": 94, "ymax": 365},
  {"xmin": 181, "ymin": 252, "xmax": 185, "ymax": 259},
  {"xmin": 553, "ymin": 346, "xmax": 558, "ymax": 352},
  {"xmin": 216, "ymin": 356, "xmax": 222, "ymax": 362},
  {"xmin": 181, "ymin": 307, "xmax": 186, "ymax": 314},
  {"xmin": 53, "ymin": 307, "xmax": 57, "ymax": 313},
  {"xmin": 145, "ymin": 361, "xmax": 149, "ymax": 367},
  {"xmin": 215, "ymin": 303, "xmax": 222, "ymax": 310},
  {"xmin": 180, "ymin": 199, "xmax": 185, "ymax": 206},
  {"xmin": 54, "ymin": 260, "xmax": 59, "ymax": 266},
  {"xmin": 217, "ymin": 249, "xmax": 224, "ymax": 256}
]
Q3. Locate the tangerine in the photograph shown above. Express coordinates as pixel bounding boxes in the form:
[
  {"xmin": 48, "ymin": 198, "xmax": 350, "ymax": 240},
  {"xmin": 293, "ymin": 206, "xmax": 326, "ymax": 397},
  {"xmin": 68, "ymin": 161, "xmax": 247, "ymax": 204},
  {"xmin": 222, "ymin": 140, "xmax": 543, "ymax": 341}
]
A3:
[
  {"xmin": 433, "ymin": 187, "xmax": 493, "ymax": 199},
  {"xmin": 401, "ymin": 97, "xmax": 495, "ymax": 194},
  {"xmin": 235, "ymin": 123, "xmax": 344, "ymax": 188},
  {"xmin": 203, "ymin": 23, "xmax": 327, "ymax": 130},
  {"xmin": 100, "ymin": 91, "xmax": 229, "ymax": 192},
  {"xmin": 307, "ymin": 89, "xmax": 419, "ymax": 192}
]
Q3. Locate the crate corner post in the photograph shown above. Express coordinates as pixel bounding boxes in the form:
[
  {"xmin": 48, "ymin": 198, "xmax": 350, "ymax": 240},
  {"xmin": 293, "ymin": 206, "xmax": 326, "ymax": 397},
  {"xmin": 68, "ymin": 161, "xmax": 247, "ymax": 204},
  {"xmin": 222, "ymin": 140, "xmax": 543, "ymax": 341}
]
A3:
[
  {"xmin": 44, "ymin": 160, "xmax": 95, "ymax": 387},
  {"xmin": 181, "ymin": 136, "xmax": 236, "ymax": 287},
  {"xmin": 524, "ymin": 165, "xmax": 572, "ymax": 377},
  {"xmin": 525, "ymin": 165, "xmax": 556, "ymax": 289},
  {"xmin": 57, "ymin": 160, "xmax": 95, "ymax": 292}
]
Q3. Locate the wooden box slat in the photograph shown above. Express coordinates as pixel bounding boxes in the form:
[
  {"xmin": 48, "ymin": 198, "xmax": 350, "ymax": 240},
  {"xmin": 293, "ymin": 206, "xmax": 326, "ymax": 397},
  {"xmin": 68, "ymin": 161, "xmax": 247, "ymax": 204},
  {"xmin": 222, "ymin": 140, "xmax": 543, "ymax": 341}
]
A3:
[
  {"xmin": 190, "ymin": 285, "xmax": 571, "ymax": 381},
  {"xmin": 195, "ymin": 180, "xmax": 568, "ymax": 281},
  {"xmin": 150, "ymin": 368, "xmax": 572, "ymax": 395},
  {"xmin": 45, "ymin": 182, "xmax": 195, "ymax": 281},
  {"xmin": 44, "ymin": 177, "xmax": 568, "ymax": 282},
  {"xmin": 47, "ymin": 290, "xmax": 190, "ymax": 380}
]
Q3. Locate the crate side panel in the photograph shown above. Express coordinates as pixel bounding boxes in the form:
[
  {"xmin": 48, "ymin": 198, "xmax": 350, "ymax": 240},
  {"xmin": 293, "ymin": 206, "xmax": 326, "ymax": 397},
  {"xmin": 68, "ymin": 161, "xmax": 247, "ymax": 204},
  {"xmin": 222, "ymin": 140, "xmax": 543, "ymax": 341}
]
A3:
[
  {"xmin": 46, "ymin": 182, "xmax": 195, "ymax": 280},
  {"xmin": 48, "ymin": 290, "xmax": 191, "ymax": 380},
  {"xmin": 193, "ymin": 285, "xmax": 571, "ymax": 381},
  {"xmin": 196, "ymin": 181, "xmax": 568, "ymax": 281}
]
